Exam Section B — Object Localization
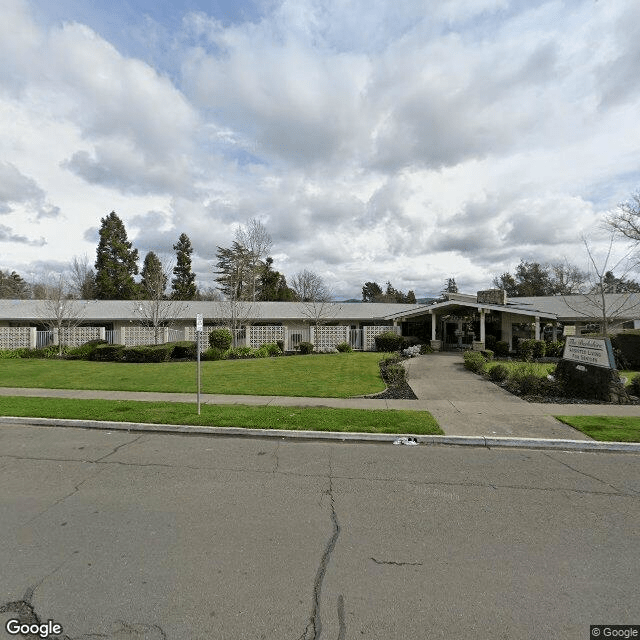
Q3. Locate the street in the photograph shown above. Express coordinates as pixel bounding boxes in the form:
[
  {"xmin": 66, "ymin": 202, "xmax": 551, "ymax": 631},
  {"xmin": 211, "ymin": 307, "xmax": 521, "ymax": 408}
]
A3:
[{"xmin": 1, "ymin": 423, "xmax": 638, "ymax": 639}]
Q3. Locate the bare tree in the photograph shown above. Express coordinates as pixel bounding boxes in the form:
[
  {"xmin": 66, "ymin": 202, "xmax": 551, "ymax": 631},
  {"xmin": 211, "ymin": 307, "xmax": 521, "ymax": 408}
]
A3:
[
  {"xmin": 550, "ymin": 260, "xmax": 587, "ymax": 294},
  {"xmin": 134, "ymin": 258, "xmax": 187, "ymax": 344},
  {"xmin": 290, "ymin": 269, "xmax": 338, "ymax": 327},
  {"xmin": 607, "ymin": 192, "xmax": 640, "ymax": 243},
  {"xmin": 235, "ymin": 218, "xmax": 272, "ymax": 301},
  {"xmin": 69, "ymin": 255, "xmax": 96, "ymax": 299},
  {"xmin": 563, "ymin": 235, "xmax": 640, "ymax": 336},
  {"xmin": 37, "ymin": 275, "xmax": 85, "ymax": 355}
]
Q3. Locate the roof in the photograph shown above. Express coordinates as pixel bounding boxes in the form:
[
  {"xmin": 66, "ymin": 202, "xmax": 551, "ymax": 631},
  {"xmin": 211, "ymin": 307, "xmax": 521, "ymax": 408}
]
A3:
[
  {"xmin": 0, "ymin": 299, "xmax": 422, "ymax": 322},
  {"xmin": 511, "ymin": 294, "xmax": 640, "ymax": 321},
  {"xmin": 383, "ymin": 299, "xmax": 558, "ymax": 320}
]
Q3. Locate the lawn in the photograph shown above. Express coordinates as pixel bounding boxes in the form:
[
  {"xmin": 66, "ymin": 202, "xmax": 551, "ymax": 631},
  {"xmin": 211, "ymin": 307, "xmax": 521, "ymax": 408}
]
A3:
[
  {"xmin": 0, "ymin": 353, "xmax": 386, "ymax": 398},
  {"xmin": 555, "ymin": 415, "xmax": 640, "ymax": 442},
  {"xmin": 0, "ymin": 396, "xmax": 443, "ymax": 435}
]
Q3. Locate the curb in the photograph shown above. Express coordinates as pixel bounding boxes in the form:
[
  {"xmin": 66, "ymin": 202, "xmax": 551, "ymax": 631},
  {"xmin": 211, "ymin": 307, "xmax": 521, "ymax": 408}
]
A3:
[{"xmin": 1, "ymin": 416, "xmax": 639, "ymax": 453}]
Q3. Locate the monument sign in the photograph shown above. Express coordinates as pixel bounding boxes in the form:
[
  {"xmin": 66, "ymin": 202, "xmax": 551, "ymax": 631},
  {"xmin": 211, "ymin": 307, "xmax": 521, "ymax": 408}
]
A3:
[{"xmin": 562, "ymin": 336, "xmax": 616, "ymax": 369}]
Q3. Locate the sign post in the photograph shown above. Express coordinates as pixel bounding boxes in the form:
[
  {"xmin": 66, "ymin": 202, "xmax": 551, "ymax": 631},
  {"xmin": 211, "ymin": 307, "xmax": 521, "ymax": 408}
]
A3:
[{"xmin": 196, "ymin": 314, "xmax": 203, "ymax": 415}]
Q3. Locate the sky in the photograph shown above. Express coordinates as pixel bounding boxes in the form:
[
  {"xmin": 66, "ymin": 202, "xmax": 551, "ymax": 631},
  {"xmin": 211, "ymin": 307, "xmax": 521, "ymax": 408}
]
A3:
[{"xmin": 1, "ymin": 0, "xmax": 639, "ymax": 300}]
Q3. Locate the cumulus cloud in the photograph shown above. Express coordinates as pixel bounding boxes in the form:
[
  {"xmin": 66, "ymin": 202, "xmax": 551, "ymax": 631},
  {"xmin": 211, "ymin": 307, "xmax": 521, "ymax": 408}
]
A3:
[
  {"xmin": 0, "ymin": 162, "xmax": 60, "ymax": 219},
  {"xmin": 0, "ymin": 223, "xmax": 46, "ymax": 246}
]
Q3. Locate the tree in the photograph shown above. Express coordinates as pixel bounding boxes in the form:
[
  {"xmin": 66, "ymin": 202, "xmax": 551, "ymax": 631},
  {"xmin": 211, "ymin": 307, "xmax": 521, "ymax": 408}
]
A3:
[
  {"xmin": 492, "ymin": 260, "xmax": 586, "ymax": 297},
  {"xmin": 214, "ymin": 241, "xmax": 254, "ymax": 300},
  {"xmin": 549, "ymin": 261, "xmax": 587, "ymax": 295},
  {"xmin": 37, "ymin": 275, "xmax": 85, "ymax": 355},
  {"xmin": 492, "ymin": 272, "xmax": 518, "ymax": 297},
  {"xmin": 443, "ymin": 278, "xmax": 458, "ymax": 294},
  {"xmin": 362, "ymin": 281, "xmax": 383, "ymax": 302},
  {"xmin": 69, "ymin": 255, "xmax": 96, "ymax": 299},
  {"xmin": 140, "ymin": 251, "xmax": 167, "ymax": 300},
  {"xmin": 607, "ymin": 192, "xmax": 640, "ymax": 242},
  {"xmin": 290, "ymin": 269, "xmax": 336, "ymax": 327},
  {"xmin": 171, "ymin": 233, "xmax": 197, "ymax": 300},
  {"xmin": 259, "ymin": 257, "xmax": 295, "ymax": 301},
  {"xmin": 235, "ymin": 218, "xmax": 273, "ymax": 301},
  {"xmin": 94, "ymin": 211, "xmax": 139, "ymax": 299},
  {"xmin": 0, "ymin": 270, "xmax": 30, "ymax": 299}
]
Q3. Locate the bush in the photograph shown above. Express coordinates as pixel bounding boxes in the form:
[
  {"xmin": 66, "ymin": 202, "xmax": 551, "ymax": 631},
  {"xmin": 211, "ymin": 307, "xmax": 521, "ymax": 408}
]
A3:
[
  {"xmin": 420, "ymin": 343, "xmax": 434, "ymax": 354},
  {"xmin": 463, "ymin": 351, "xmax": 487, "ymax": 374},
  {"xmin": 91, "ymin": 344, "xmax": 125, "ymax": 361},
  {"xmin": 374, "ymin": 331, "xmax": 403, "ymax": 352},
  {"xmin": 276, "ymin": 340, "xmax": 285, "ymax": 353},
  {"xmin": 504, "ymin": 362, "xmax": 554, "ymax": 397},
  {"xmin": 298, "ymin": 341, "xmax": 314, "ymax": 355},
  {"xmin": 208, "ymin": 328, "xmax": 233, "ymax": 351},
  {"xmin": 66, "ymin": 339, "xmax": 108, "ymax": 360},
  {"xmin": 494, "ymin": 341, "xmax": 510, "ymax": 357},
  {"xmin": 481, "ymin": 349, "xmax": 494, "ymax": 361},
  {"xmin": 488, "ymin": 364, "xmax": 509, "ymax": 383},
  {"xmin": 401, "ymin": 335, "xmax": 421, "ymax": 349},
  {"xmin": 402, "ymin": 345, "xmax": 421, "ymax": 358},
  {"xmin": 202, "ymin": 347, "xmax": 226, "ymax": 361},
  {"xmin": 336, "ymin": 342, "xmax": 352, "ymax": 353},
  {"xmin": 0, "ymin": 347, "xmax": 31, "ymax": 359},
  {"xmin": 485, "ymin": 335, "xmax": 497, "ymax": 351},
  {"xmin": 122, "ymin": 344, "xmax": 173, "ymax": 363},
  {"xmin": 545, "ymin": 340, "xmax": 565, "ymax": 358},
  {"xmin": 257, "ymin": 342, "xmax": 283, "ymax": 357},
  {"xmin": 611, "ymin": 332, "xmax": 640, "ymax": 369},
  {"xmin": 518, "ymin": 339, "xmax": 536, "ymax": 362},
  {"xmin": 171, "ymin": 341, "xmax": 197, "ymax": 359},
  {"xmin": 379, "ymin": 355, "xmax": 406, "ymax": 386},
  {"xmin": 532, "ymin": 340, "xmax": 546, "ymax": 359},
  {"xmin": 630, "ymin": 374, "xmax": 640, "ymax": 398},
  {"xmin": 227, "ymin": 346, "xmax": 257, "ymax": 359}
]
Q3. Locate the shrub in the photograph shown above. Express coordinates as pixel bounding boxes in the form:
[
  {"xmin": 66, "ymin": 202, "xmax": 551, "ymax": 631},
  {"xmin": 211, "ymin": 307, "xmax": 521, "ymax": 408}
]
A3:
[
  {"xmin": 227, "ymin": 346, "xmax": 256, "ymax": 359},
  {"xmin": 494, "ymin": 341, "xmax": 510, "ymax": 357},
  {"xmin": 379, "ymin": 355, "xmax": 406, "ymax": 386},
  {"xmin": 91, "ymin": 344, "xmax": 125, "ymax": 361},
  {"xmin": 298, "ymin": 341, "xmax": 314, "ymax": 355},
  {"xmin": 630, "ymin": 374, "xmax": 640, "ymax": 398},
  {"xmin": 481, "ymin": 349, "xmax": 494, "ymax": 361},
  {"xmin": 488, "ymin": 364, "xmax": 509, "ymax": 383},
  {"xmin": 401, "ymin": 335, "xmax": 421, "ymax": 349},
  {"xmin": 402, "ymin": 345, "xmax": 421, "ymax": 358},
  {"xmin": 171, "ymin": 341, "xmax": 197, "ymax": 359},
  {"xmin": 122, "ymin": 344, "xmax": 173, "ymax": 363},
  {"xmin": 504, "ymin": 362, "xmax": 553, "ymax": 396},
  {"xmin": 485, "ymin": 335, "xmax": 497, "ymax": 351},
  {"xmin": 611, "ymin": 332, "xmax": 640, "ymax": 369},
  {"xmin": 518, "ymin": 339, "xmax": 536, "ymax": 362},
  {"xmin": 463, "ymin": 351, "xmax": 487, "ymax": 374},
  {"xmin": 276, "ymin": 340, "xmax": 285, "ymax": 353},
  {"xmin": 545, "ymin": 340, "xmax": 565, "ymax": 358},
  {"xmin": 202, "ymin": 347, "xmax": 226, "ymax": 361},
  {"xmin": 336, "ymin": 342, "xmax": 352, "ymax": 353},
  {"xmin": 0, "ymin": 347, "xmax": 31, "ymax": 359},
  {"xmin": 66, "ymin": 339, "xmax": 108, "ymax": 360},
  {"xmin": 257, "ymin": 342, "xmax": 283, "ymax": 357},
  {"xmin": 374, "ymin": 331, "xmax": 403, "ymax": 352},
  {"xmin": 532, "ymin": 340, "xmax": 546, "ymax": 359},
  {"xmin": 208, "ymin": 328, "xmax": 233, "ymax": 351},
  {"xmin": 420, "ymin": 344, "xmax": 434, "ymax": 355}
]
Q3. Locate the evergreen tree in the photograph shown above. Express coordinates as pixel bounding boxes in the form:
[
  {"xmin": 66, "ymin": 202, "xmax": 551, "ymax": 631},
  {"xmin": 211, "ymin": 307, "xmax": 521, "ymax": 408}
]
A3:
[
  {"xmin": 259, "ymin": 257, "xmax": 295, "ymax": 301},
  {"xmin": 443, "ymin": 278, "xmax": 458, "ymax": 294},
  {"xmin": 140, "ymin": 251, "xmax": 167, "ymax": 300},
  {"xmin": 171, "ymin": 233, "xmax": 197, "ymax": 300},
  {"xmin": 0, "ymin": 270, "xmax": 30, "ymax": 298},
  {"xmin": 362, "ymin": 281, "xmax": 383, "ymax": 302},
  {"xmin": 214, "ymin": 241, "xmax": 255, "ymax": 300},
  {"xmin": 94, "ymin": 211, "xmax": 139, "ymax": 299}
]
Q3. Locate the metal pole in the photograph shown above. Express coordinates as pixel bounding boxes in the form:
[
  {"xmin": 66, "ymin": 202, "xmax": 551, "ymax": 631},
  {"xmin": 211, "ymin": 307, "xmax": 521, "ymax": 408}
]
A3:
[{"xmin": 197, "ymin": 330, "xmax": 201, "ymax": 415}]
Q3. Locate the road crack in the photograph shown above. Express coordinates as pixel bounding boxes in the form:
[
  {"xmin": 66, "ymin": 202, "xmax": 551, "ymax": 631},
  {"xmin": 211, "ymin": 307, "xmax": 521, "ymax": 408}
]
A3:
[{"xmin": 370, "ymin": 557, "xmax": 423, "ymax": 567}]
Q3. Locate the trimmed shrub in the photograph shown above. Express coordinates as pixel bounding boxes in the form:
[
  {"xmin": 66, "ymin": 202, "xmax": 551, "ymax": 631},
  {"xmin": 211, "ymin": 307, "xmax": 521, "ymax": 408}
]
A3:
[
  {"xmin": 257, "ymin": 342, "xmax": 283, "ymax": 357},
  {"xmin": 208, "ymin": 328, "xmax": 233, "ymax": 351},
  {"xmin": 379, "ymin": 354, "xmax": 406, "ymax": 386},
  {"xmin": 298, "ymin": 341, "xmax": 314, "ymax": 355},
  {"xmin": 630, "ymin": 374, "xmax": 640, "ymax": 398},
  {"xmin": 0, "ymin": 348, "xmax": 31, "ymax": 359},
  {"xmin": 611, "ymin": 331, "xmax": 640, "ymax": 369},
  {"xmin": 374, "ymin": 331, "xmax": 403, "ymax": 352},
  {"xmin": 518, "ymin": 339, "xmax": 536, "ymax": 362},
  {"xmin": 171, "ymin": 341, "xmax": 197, "ymax": 359},
  {"xmin": 420, "ymin": 344, "xmax": 434, "ymax": 355},
  {"xmin": 494, "ymin": 340, "xmax": 510, "ymax": 357},
  {"xmin": 91, "ymin": 344, "xmax": 125, "ymax": 361},
  {"xmin": 202, "ymin": 347, "xmax": 226, "ymax": 361},
  {"xmin": 532, "ymin": 340, "xmax": 546, "ymax": 359},
  {"xmin": 336, "ymin": 341, "xmax": 352, "ymax": 353},
  {"xmin": 227, "ymin": 346, "xmax": 257, "ymax": 359},
  {"xmin": 66, "ymin": 339, "xmax": 108, "ymax": 360},
  {"xmin": 488, "ymin": 363, "xmax": 509, "ymax": 383},
  {"xmin": 481, "ymin": 349, "xmax": 494, "ymax": 361},
  {"xmin": 122, "ymin": 344, "xmax": 173, "ymax": 363},
  {"xmin": 463, "ymin": 351, "xmax": 487, "ymax": 374}
]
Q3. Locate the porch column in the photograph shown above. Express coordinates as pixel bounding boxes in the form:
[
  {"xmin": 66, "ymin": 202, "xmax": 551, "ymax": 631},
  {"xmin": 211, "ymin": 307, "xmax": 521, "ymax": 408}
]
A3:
[
  {"xmin": 431, "ymin": 311, "xmax": 436, "ymax": 341},
  {"xmin": 534, "ymin": 316, "xmax": 540, "ymax": 340},
  {"xmin": 479, "ymin": 309, "xmax": 486, "ymax": 343}
]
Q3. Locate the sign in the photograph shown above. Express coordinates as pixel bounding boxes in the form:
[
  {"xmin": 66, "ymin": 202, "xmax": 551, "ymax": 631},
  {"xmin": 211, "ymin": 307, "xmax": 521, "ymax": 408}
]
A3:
[
  {"xmin": 196, "ymin": 313, "xmax": 203, "ymax": 332},
  {"xmin": 562, "ymin": 336, "xmax": 615, "ymax": 369}
]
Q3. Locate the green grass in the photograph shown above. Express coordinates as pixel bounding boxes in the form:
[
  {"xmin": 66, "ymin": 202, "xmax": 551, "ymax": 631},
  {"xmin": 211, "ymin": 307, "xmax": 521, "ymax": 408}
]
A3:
[
  {"xmin": 555, "ymin": 415, "xmax": 640, "ymax": 442},
  {"xmin": 0, "ymin": 353, "xmax": 386, "ymax": 398},
  {"xmin": 0, "ymin": 396, "xmax": 442, "ymax": 435}
]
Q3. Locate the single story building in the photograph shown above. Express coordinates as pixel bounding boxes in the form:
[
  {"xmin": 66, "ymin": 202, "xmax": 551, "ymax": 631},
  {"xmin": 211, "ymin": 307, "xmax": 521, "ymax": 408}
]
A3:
[{"xmin": 0, "ymin": 291, "xmax": 638, "ymax": 351}]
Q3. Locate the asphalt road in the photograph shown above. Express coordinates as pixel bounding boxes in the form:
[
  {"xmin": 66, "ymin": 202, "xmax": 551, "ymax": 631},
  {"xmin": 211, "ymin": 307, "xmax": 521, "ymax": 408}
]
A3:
[{"xmin": 0, "ymin": 423, "xmax": 638, "ymax": 640}]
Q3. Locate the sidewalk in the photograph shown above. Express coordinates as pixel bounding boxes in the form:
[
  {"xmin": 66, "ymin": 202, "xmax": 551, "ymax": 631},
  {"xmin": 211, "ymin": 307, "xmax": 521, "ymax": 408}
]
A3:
[{"xmin": 1, "ymin": 353, "xmax": 639, "ymax": 439}]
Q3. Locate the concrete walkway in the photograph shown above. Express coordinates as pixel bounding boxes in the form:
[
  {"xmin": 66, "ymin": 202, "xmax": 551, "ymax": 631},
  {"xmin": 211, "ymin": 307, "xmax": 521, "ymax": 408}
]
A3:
[{"xmin": 1, "ymin": 353, "xmax": 639, "ymax": 439}]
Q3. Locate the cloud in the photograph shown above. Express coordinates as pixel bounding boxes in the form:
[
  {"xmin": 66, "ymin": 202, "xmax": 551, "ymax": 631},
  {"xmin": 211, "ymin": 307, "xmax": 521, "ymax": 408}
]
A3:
[
  {"xmin": 0, "ymin": 223, "xmax": 46, "ymax": 246},
  {"xmin": 0, "ymin": 162, "xmax": 60, "ymax": 219}
]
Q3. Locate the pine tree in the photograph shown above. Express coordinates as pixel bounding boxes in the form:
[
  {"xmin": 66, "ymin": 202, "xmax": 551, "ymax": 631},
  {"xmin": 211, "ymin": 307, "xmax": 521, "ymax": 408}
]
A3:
[
  {"xmin": 94, "ymin": 211, "xmax": 139, "ymax": 299},
  {"xmin": 171, "ymin": 233, "xmax": 197, "ymax": 300},
  {"xmin": 140, "ymin": 251, "xmax": 167, "ymax": 300}
]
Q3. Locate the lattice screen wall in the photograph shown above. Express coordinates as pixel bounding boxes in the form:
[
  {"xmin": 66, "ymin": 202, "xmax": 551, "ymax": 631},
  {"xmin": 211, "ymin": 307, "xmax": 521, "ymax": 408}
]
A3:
[
  {"xmin": 248, "ymin": 326, "xmax": 284, "ymax": 348},
  {"xmin": 0, "ymin": 327, "xmax": 33, "ymax": 350},
  {"xmin": 311, "ymin": 325, "xmax": 349, "ymax": 350},
  {"xmin": 363, "ymin": 325, "xmax": 400, "ymax": 351},
  {"xmin": 59, "ymin": 327, "xmax": 103, "ymax": 347}
]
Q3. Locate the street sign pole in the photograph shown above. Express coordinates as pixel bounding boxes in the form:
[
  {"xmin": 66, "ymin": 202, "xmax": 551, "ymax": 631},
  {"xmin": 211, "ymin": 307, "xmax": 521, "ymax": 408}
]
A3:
[{"xmin": 196, "ymin": 314, "xmax": 203, "ymax": 415}]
